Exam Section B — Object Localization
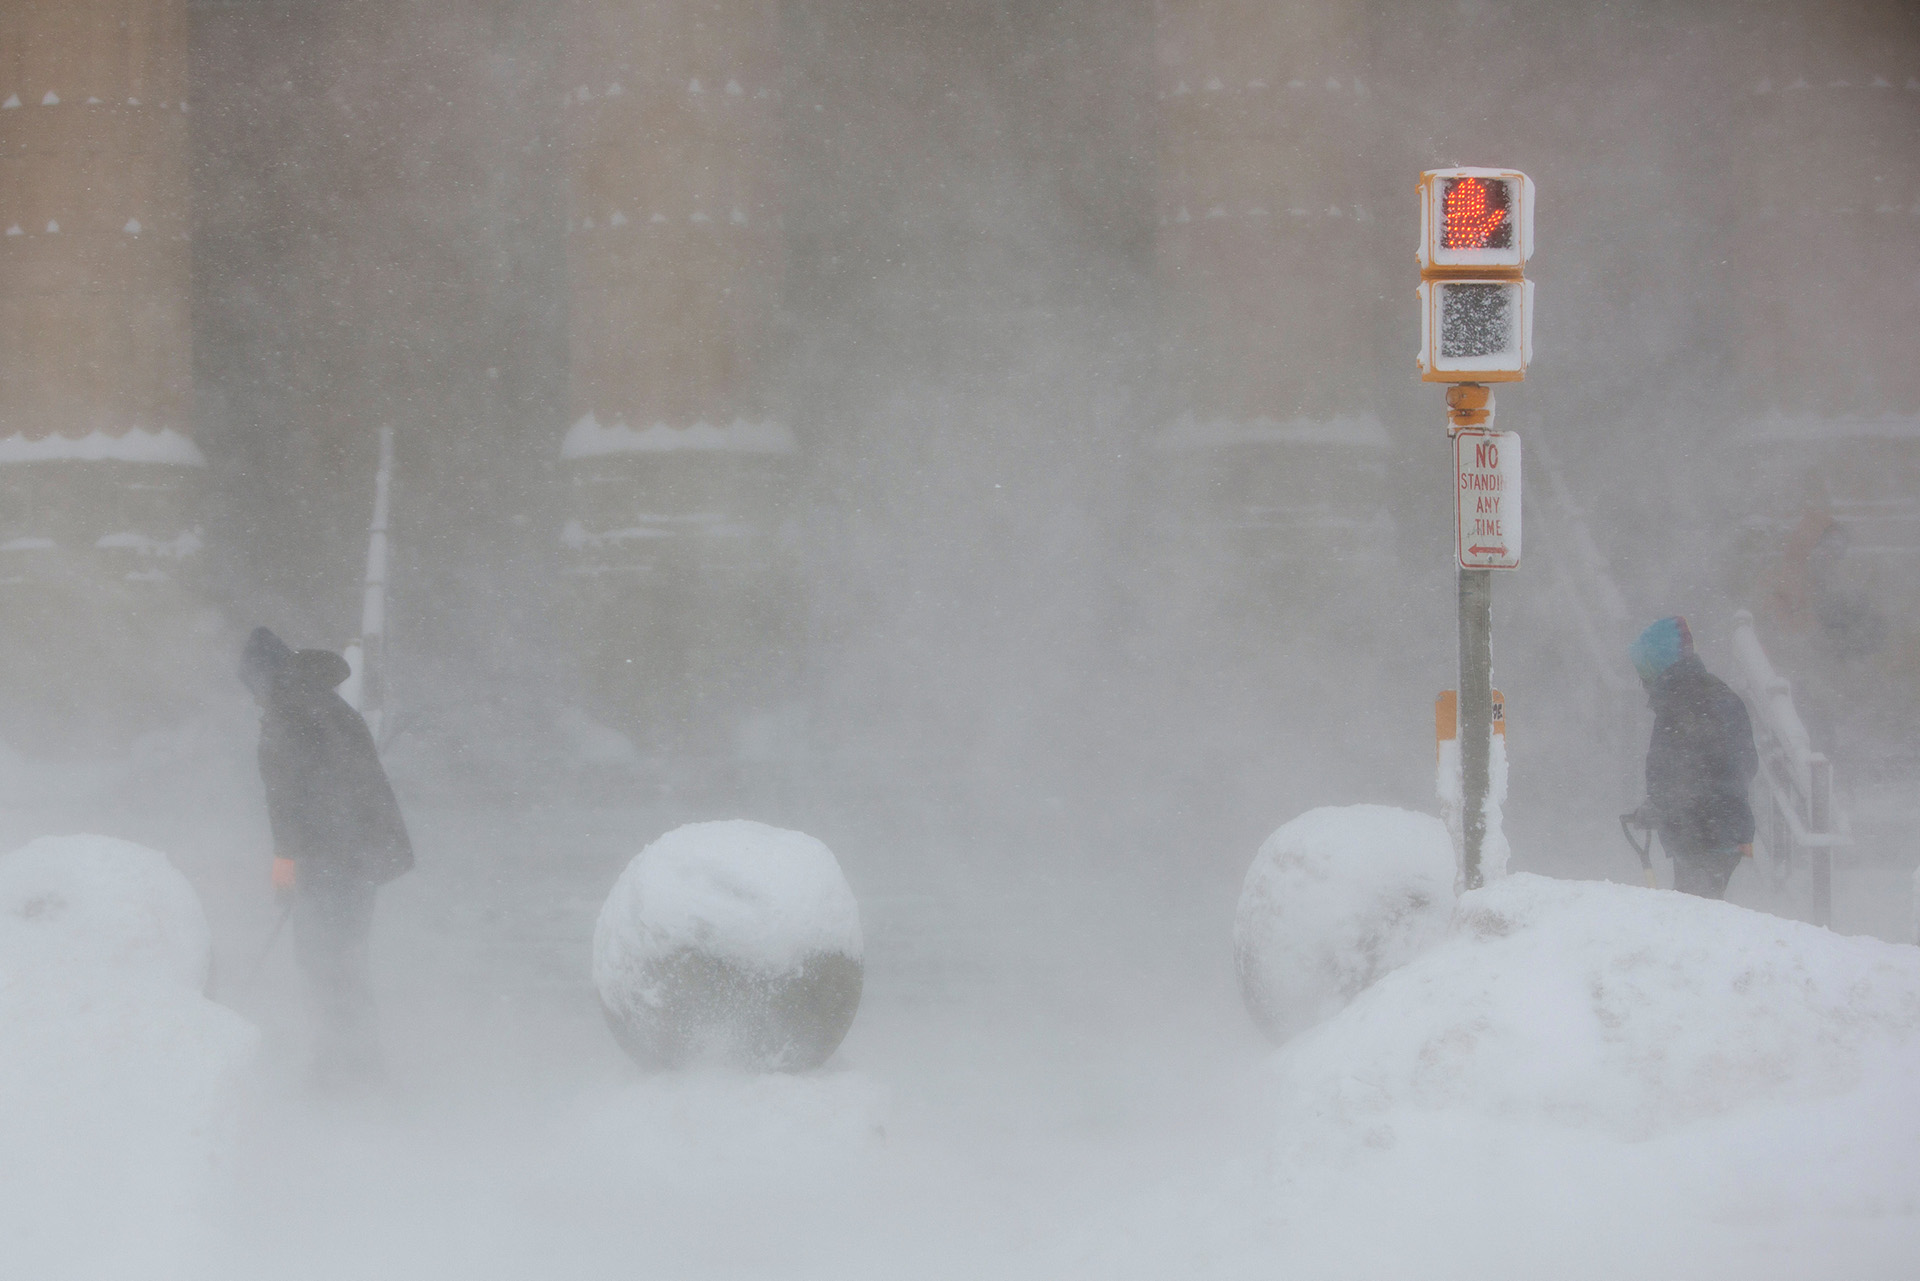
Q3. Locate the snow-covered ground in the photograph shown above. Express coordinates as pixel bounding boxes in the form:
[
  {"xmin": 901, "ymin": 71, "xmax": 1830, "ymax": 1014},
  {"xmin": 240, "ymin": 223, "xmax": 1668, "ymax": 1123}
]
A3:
[{"xmin": 3, "ymin": 715, "xmax": 1917, "ymax": 1281}]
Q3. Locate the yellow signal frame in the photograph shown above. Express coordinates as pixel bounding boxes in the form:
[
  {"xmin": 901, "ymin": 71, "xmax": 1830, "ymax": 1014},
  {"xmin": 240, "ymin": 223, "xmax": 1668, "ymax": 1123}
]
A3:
[
  {"xmin": 1418, "ymin": 168, "xmax": 1534, "ymax": 276},
  {"xmin": 1417, "ymin": 277, "xmax": 1533, "ymax": 383}
]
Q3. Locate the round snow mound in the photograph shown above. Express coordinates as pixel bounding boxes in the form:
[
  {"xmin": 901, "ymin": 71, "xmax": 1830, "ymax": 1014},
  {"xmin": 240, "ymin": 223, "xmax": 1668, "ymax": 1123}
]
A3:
[
  {"xmin": 1234, "ymin": 805, "xmax": 1456, "ymax": 1045},
  {"xmin": 593, "ymin": 820, "xmax": 863, "ymax": 1072},
  {"xmin": 0, "ymin": 833, "xmax": 212, "ymax": 993}
]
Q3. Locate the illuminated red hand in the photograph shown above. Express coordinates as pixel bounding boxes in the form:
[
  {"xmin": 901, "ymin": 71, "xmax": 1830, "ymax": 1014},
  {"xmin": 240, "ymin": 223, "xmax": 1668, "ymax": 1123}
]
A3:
[{"xmin": 1443, "ymin": 178, "xmax": 1508, "ymax": 250}]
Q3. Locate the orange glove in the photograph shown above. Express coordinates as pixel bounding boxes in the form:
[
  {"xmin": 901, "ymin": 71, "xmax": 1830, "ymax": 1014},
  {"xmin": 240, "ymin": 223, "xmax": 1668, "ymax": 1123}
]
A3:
[{"xmin": 272, "ymin": 856, "xmax": 297, "ymax": 894}]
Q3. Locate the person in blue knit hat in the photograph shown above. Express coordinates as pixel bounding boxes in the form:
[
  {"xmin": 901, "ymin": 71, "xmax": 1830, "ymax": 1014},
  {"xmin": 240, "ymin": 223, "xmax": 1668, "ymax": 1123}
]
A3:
[{"xmin": 1627, "ymin": 616, "xmax": 1759, "ymax": 898}]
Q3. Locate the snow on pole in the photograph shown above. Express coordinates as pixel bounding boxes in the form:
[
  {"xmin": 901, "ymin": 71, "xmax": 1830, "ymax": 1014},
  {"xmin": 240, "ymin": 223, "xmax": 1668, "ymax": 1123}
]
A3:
[
  {"xmin": 352, "ymin": 425, "xmax": 394, "ymax": 739},
  {"xmin": 1484, "ymin": 728, "xmax": 1511, "ymax": 880},
  {"xmin": 1436, "ymin": 689, "xmax": 1509, "ymax": 886}
]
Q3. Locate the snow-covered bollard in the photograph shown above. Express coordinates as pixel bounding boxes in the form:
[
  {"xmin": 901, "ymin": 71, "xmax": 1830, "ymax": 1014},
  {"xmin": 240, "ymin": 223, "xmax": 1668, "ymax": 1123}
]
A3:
[
  {"xmin": 0, "ymin": 833, "xmax": 214, "ymax": 992},
  {"xmin": 0, "ymin": 835, "xmax": 256, "ymax": 1279},
  {"xmin": 1233, "ymin": 805, "xmax": 1456, "ymax": 1045},
  {"xmin": 593, "ymin": 820, "xmax": 863, "ymax": 1072}
]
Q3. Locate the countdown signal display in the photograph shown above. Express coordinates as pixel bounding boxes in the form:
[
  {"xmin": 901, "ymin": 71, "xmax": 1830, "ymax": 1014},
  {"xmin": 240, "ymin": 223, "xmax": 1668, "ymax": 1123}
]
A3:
[
  {"xmin": 1417, "ymin": 278, "xmax": 1534, "ymax": 381},
  {"xmin": 1417, "ymin": 168, "xmax": 1534, "ymax": 273}
]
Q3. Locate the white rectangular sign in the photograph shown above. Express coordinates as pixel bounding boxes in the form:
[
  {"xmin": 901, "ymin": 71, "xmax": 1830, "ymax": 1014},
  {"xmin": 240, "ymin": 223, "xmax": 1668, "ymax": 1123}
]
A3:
[{"xmin": 1455, "ymin": 428, "xmax": 1521, "ymax": 570}]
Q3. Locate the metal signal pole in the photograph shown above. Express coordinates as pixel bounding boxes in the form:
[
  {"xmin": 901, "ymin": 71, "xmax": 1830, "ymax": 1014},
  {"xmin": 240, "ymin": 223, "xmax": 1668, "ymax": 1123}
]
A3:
[
  {"xmin": 1450, "ymin": 384, "xmax": 1496, "ymax": 889},
  {"xmin": 1419, "ymin": 169, "xmax": 1533, "ymax": 891},
  {"xmin": 1457, "ymin": 566, "xmax": 1493, "ymax": 889}
]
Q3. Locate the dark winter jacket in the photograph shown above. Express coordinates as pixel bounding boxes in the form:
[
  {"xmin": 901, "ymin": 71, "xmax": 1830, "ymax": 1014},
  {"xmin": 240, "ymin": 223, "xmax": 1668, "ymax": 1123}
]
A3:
[
  {"xmin": 1644, "ymin": 654, "xmax": 1759, "ymax": 854},
  {"xmin": 242, "ymin": 628, "xmax": 412, "ymax": 884}
]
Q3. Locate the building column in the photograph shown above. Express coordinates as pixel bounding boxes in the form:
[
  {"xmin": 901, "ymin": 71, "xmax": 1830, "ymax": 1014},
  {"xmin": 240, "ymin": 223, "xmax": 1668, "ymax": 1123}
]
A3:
[
  {"xmin": 558, "ymin": 0, "xmax": 795, "ymax": 751},
  {"xmin": 0, "ymin": 0, "xmax": 205, "ymax": 750},
  {"xmin": 1151, "ymin": 0, "xmax": 1394, "ymax": 595}
]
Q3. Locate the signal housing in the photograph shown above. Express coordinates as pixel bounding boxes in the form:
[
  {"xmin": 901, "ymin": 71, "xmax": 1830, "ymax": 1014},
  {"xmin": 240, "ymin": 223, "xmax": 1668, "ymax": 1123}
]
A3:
[{"xmin": 1417, "ymin": 168, "xmax": 1534, "ymax": 383}]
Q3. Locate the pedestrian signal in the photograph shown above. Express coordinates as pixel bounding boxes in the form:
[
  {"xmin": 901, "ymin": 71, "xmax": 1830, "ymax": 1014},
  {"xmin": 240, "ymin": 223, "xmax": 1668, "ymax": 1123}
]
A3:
[
  {"xmin": 1418, "ymin": 169, "xmax": 1534, "ymax": 272},
  {"xmin": 1443, "ymin": 178, "xmax": 1510, "ymax": 249},
  {"xmin": 1418, "ymin": 278, "xmax": 1533, "ymax": 381}
]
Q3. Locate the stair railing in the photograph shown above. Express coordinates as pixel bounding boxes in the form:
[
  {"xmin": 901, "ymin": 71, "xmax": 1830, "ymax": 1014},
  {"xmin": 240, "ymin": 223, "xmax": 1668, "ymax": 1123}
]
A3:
[{"xmin": 1727, "ymin": 609, "xmax": 1850, "ymax": 925}]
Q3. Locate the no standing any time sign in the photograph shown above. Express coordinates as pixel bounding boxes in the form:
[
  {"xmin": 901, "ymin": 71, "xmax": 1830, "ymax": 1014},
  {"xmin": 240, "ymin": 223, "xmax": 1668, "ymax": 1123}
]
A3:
[{"xmin": 1454, "ymin": 428, "xmax": 1521, "ymax": 570}]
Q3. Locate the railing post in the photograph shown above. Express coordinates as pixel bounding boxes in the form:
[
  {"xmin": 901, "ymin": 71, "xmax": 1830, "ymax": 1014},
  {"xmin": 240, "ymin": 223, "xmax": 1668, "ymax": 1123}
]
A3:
[
  {"xmin": 1732, "ymin": 611, "xmax": 1847, "ymax": 927},
  {"xmin": 1809, "ymin": 754, "xmax": 1832, "ymax": 927},
  {"xmin": 1808, "ymin": 755, "xmax": 1831, "ymax": 833},
  {"xmin": 1458, "ymin": 568, "xmax": 1494, "ymax": 891}
]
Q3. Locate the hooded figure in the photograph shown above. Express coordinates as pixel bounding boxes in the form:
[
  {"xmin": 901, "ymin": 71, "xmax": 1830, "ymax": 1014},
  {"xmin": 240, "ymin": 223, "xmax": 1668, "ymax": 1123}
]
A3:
[
  {"xmin": 241, "ymin": 626, "xmax": 411, "ymax": 1086},
  {"xmin": 1629, "ymin": 617, "xmax": 1759, "ymax": 899}
]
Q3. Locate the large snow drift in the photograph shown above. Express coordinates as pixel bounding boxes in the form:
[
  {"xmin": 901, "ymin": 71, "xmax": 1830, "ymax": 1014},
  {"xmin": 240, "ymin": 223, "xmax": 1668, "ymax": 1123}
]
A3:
[
  {"xmin": 1262, "ymin": 873, "xmax": 1920, "ymax": 1278},
  {"xmin": 594, "ymin": 820, "xmax": 863, "ymax": 1071},
  {"xmin": 0, "ymin": 835, "xmax": 257, "ymax": 1281},
  {"xmin": 1234, "ymin": 805, "xmax": 1456, "ymax": 1043}
]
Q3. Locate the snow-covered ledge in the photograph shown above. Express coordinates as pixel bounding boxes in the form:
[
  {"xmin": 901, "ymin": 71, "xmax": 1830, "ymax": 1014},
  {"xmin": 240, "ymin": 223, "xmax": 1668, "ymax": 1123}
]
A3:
[
  {"xmin": 560, "ymin": 413, "xmax": 796, "ymax": 459},
  {"xmin": 1153, "ymin": 413, "xmax": 1390, "ymax": 452},
  {"xmin": 1734, "ymin": 413, "xmax": 1920, "ymax": 443},
  {"xmin": 96, "ymin": 529, "xmax": 204, "ymax": 558},
  {"xmin": 0, "ymin": 428, "xmax": 205, "ymax": 466}
]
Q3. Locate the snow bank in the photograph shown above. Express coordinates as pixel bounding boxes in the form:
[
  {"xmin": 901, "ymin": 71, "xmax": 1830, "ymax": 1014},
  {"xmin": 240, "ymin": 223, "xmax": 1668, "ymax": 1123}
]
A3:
[
  {"xmin": 0, "ymin": 835, "xmax": 257, "ymax": 1281},
  {"xmin": 594, "ymin": 821, "xmax": 863, "ymax": 1071},
  {"xmin": 1278, "ymin": 873, "xmax": 1920, "ymax": 1138},
  {"xmin": 1234, "ymin": 805, "xmax": 1456, "ymax": 1043},
  {"xmin": 1262, "ymin": 873, "xmax": 1920, "ymax": 1277}
]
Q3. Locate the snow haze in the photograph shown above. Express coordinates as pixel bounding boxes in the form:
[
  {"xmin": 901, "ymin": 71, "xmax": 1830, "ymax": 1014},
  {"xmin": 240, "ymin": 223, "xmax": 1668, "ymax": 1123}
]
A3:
[{"xmin": 1, "ymin": 1, "xmax": 1917, "ymax": 1278}]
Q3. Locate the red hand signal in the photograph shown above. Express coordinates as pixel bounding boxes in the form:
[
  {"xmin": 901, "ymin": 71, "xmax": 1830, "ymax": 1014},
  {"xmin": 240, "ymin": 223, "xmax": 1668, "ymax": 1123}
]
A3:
[{"xmin": 1443, "ymin": 178, "xmax": 1508, "ymax": 250}]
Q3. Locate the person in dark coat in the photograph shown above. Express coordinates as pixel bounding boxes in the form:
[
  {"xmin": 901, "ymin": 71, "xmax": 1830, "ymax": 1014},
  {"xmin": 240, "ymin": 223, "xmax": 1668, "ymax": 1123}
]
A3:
[
  {"xmin": 240, "ymin": 627, "xmax": 412, "ymax": 1087},
  {"xmin": 1628, "ymin": 616, "xmax": 1759, "ymax": 899}
]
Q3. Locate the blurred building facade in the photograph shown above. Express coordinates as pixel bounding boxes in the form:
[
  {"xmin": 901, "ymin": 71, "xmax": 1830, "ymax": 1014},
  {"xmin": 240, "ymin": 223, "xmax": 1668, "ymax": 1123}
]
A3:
[
  {"xmin": 0, "ymin": 0, "xmax": 208, "ymax": 749},
  {"xmin": 0, "ymin": 0, "xmax": 1913, "ymax": 761},
  {"xmin": 557, "ymin": 0, "xmax": 798, "ymax": 750},
  {"xmin": 1148, "ymin": 0, "xmax": 1396, "ymax": 604},
  {"xmin": 1717, "ymin": 17, "xmax": 1920, "ymax": 761}
]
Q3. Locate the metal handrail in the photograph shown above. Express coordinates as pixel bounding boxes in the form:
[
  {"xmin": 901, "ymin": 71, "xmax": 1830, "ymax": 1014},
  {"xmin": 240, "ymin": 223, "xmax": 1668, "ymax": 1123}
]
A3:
[
  {"xmin": 1526, "ymin": 433, "xmax": 1643, "ymax": 812},
  {"xmin": 1530, "ymin": 434, "xmax": 1636, "ymax": 697},
  {"xmin": 1728, "ymin": 609, "xmax": 1850, "ymax": 924}
]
